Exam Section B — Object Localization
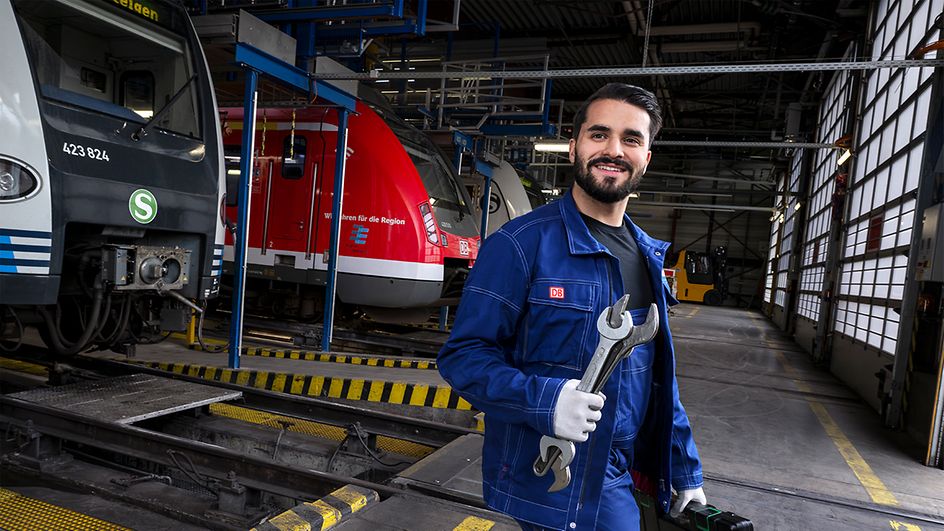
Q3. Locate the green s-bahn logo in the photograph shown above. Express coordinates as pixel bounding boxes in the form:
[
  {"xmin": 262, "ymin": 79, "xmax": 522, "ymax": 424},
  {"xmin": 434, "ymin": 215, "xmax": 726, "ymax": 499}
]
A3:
[{"xmin": 129, "ymin": 188, "xmax": 157, "ymax": 224}]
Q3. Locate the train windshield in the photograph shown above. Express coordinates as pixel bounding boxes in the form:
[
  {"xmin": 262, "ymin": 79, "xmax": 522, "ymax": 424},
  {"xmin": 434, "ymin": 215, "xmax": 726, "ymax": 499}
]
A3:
[
  {"xmin": 406, "ymin": 148, "xmax": 469, "ymax": 212},
  {"xmin": 13, "ymin": 0, "xmax": 201, "ymax": 139}
]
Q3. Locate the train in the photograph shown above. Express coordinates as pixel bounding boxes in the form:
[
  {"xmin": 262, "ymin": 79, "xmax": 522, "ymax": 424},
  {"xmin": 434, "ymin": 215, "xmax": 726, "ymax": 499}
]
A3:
[
  {"xmin": 1, "ymin": 0, "xmax": 226, "ymax": 354},
  {"xmin": 219, "ymin": 90, "xmax": 481, "ymax": 321},
  {"xmin": 463, "ymin": 159, "xmax": 534, "ymax": 237}
]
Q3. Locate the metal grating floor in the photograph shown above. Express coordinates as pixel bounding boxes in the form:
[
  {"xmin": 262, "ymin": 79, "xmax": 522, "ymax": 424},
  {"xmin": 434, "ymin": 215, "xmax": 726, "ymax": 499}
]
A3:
[{"xmin": 6, "ymin": 374, "xmax": 241, "ymax": 424}]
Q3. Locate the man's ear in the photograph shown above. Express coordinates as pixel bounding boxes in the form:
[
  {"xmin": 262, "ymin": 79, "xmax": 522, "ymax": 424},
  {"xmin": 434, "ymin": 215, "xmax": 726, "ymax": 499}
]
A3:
[
  {"xmin": 646, "ymin": 150, "xmax": 652, "ymax": 164},
  {"xmin": 569, "ymin": 138, "xmax": 577, "ymax": 164}
]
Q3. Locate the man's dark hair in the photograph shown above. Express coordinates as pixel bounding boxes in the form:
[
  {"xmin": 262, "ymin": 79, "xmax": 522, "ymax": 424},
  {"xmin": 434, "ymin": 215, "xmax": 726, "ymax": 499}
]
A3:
[{"xmin": 572, "ymin": 83, "xmax": 663, "ymax": 143}]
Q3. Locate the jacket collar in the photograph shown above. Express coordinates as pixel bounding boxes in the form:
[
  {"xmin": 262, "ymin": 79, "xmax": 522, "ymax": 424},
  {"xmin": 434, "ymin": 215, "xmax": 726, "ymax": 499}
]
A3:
[{"xmin": 560, "ymin": 189, "xmax": 671, "ymax": 256}]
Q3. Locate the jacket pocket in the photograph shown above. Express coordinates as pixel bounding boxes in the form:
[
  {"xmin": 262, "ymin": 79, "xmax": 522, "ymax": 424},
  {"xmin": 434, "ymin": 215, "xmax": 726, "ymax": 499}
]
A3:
[
  {"xmin": 522, "ymin": 279, "xmax": 597, "ymax": 371},
  {"xmin": 613, "ymin": 340, "xmax": 656, "ymax": 444}
]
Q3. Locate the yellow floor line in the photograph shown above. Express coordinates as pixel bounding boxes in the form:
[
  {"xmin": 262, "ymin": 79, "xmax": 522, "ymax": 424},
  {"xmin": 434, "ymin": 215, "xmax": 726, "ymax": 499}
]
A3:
[
  {"xmin": 776, "ymin": 352, "xmax": 899, "ymax": 506},
  {"xmin": 889, "ymin": 520, "xmax": 922, "ymax": 530}
]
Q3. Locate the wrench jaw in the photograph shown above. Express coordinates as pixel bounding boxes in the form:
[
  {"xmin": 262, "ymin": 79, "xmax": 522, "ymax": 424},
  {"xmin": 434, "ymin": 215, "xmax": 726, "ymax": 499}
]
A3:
[
  {"xmin": 533, "ymin": 435, "xmax": 576, "ymax": 493},
  {"xmin": 606, "ymin": 294, "xmax": 632, "ymax": 329}
]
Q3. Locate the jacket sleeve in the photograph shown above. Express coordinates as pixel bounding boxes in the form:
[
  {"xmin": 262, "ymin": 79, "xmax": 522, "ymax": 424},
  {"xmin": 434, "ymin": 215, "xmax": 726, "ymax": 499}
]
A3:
[
  {"xmin": 437, "ymin": 230, "xmax": 567, "ymax": 437},
  {"xmin": 669, "ymin": 372, "xmax": 704, "ymax": 491}
]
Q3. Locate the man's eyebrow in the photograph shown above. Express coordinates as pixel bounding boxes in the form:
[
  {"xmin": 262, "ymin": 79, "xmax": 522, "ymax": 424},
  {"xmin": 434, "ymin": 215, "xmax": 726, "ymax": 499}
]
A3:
[{"xmin": 586, "ymin": 124, "xmax": 646, "ymax": 139}]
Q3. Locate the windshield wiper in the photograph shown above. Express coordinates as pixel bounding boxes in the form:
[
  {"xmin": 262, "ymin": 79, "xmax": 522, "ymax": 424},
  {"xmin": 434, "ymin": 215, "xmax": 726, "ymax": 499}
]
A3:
[{"xmin": 132, "ymin": 74, "xmax": 197, "ymax": 141}]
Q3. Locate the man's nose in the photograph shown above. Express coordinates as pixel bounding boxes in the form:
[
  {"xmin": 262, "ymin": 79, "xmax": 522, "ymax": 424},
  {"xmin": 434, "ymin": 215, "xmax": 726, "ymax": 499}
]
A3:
[{"xmin": 602, "ymin": 136, "xmax": 624, "ymax": 158}]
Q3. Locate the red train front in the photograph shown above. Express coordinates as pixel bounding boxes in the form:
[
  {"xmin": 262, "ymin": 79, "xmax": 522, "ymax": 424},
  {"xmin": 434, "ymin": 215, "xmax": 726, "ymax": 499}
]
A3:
[{"xmin": 220, "ymin": 100, "xmax": 479, "ymax": 318}]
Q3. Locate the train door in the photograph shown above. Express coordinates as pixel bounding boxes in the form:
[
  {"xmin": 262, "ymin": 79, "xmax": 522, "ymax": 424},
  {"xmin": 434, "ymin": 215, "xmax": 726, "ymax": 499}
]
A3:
[
  {"xmin": 312, "ymin": 115, "xmax": 340, "ymax": 264},
  {"xmin": 265, "ymin": 134, "xmax": 317, "ymax": 255}
]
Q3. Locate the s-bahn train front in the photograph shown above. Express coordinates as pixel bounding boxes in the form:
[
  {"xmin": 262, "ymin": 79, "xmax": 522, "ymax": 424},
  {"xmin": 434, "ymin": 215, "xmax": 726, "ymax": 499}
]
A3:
[{"xmin": 1, "ymin": 0, "xmax": 225, "ymax": 354}]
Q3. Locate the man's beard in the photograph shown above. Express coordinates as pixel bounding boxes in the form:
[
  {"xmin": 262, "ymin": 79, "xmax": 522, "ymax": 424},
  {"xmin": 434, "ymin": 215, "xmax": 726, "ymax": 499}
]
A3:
[{"xmin": 573, "ymin": 155, "xmax": 643, "ymax": 203}]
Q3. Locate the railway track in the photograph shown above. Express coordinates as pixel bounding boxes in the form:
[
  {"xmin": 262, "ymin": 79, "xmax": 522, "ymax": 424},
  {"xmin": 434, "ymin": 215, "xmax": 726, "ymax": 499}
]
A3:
[{"xmin": 0, "ymin": 347, "xmax": 490, "ymax": 530}]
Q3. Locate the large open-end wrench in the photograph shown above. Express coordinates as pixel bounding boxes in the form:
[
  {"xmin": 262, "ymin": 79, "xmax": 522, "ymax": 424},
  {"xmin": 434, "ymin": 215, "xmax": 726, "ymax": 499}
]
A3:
[
  {"xmin": 532, "ymin": 294, "xmax": 633, "ymax": 492},
  {"xmin": 591, "ymin": 303, "xmax": 660, "ymax": 395}
]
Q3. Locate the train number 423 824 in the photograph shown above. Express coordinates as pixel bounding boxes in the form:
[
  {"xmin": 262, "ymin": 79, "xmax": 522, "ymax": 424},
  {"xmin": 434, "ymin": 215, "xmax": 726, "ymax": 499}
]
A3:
[{"xmin": 63, "ymin": 142, "xmax": 110, "ymax": 162}]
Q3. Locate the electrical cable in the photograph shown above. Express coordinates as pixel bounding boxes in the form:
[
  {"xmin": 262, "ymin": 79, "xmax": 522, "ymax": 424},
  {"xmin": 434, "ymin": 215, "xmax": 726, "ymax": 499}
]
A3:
[
  {"xmin": 197, "ymin": 301, "xmax": 229, "ymax": 353},
  {"xmin": 0, "ymin": 306, "xmax": 23, "ymax": 352},
  {"xmin": 38, "ymin": 276, "xmax": 105, "ymax": 356},
  {"xmin": 641, "ymin": 0, "xmax": 654, "ymax": 68},
  {"xmin": 348, "ymin": 423, "xmax": 411, "ymax": 468},
  {"xmin": 166, "ymin": 449, "xmax": 219, "ymax": 497}
]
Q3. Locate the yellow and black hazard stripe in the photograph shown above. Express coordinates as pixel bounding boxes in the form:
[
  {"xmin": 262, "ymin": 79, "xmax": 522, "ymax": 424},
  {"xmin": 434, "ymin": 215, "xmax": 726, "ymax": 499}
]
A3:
[
  {"xmin": 185, "ymin": 341, "xmax": 438, "ymax": 370},
  {"xmin": 0, "ymin": 488, "xmax": 131, "ymax": 531},
  {"xmin": 0, "ymin": 357, "xmax": 48, "ymax": 377},
  {"xmin": 241, "ymin": 347, "xmax": 438, "ymax": 370},
  {"xmin": 252, "ymin": 484, "xmax": 378, "ymax": 531},
  {"xmin": 141, "ymin": 361, "xmax": 473, "ymax": 410}
]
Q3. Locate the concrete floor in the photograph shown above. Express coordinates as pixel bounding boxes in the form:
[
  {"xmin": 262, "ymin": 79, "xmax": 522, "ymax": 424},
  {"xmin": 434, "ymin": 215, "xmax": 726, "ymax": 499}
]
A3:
[{"xmin": 672, "ymin": 304, "xmax": 944, "ymax": 530}]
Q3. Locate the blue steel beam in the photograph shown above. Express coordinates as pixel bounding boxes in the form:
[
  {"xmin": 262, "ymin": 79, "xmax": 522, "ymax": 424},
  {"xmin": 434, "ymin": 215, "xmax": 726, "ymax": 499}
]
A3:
[
  {"xmin": 311, "ymin": 0, "xmax": 425, "ymax": 38},
  {"xmin": 228, "ymin": 69, "xmax": 259, "ymax": 369},
  {"xmin": 254, "ymin": 1, "xmax": 402, "ymax": 23},
  {"xmin": 322, "ymin": 109, "xmax": 350, "ymax": 352},
  {"xmin": 479, "ymin": 123, "xmax": 557, "ymax": 137},
  {"xmin": 234, "ymin": 43, "xmax": 355, "ymax": 111}
]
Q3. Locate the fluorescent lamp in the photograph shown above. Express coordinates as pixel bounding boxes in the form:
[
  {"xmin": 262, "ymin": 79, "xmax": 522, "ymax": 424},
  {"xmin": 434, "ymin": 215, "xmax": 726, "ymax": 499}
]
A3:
[
  {"xmin": 628, "ymin": 192, "xmax": 639, "ymax": 198},
  {"xmin": 837, "ymin": 148, "xmax": 852, "ymax": 165},
  {"xmin": 533, "ymin": 141, "xmax": 570, "ymax": 153},
  {"xmin": 381, "ymin": 57, "xmax": 441, "ymax": 63}
]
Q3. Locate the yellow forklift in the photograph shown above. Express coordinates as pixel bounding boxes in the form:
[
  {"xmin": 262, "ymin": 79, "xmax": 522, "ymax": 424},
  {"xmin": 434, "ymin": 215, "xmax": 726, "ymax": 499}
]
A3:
[{"xmin": 669, "ymin": 246, "xmax": 728, "ymax": 305}]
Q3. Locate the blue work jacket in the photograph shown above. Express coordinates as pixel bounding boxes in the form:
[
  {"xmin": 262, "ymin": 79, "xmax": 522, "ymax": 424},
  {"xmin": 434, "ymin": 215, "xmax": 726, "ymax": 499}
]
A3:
[{"xmin": 438, "ymin": 191, "xmax": 703, "ymax": 530}]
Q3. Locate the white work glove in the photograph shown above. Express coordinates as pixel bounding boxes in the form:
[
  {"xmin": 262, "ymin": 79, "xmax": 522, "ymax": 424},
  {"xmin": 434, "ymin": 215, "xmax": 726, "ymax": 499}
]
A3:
[
  {"xmin": 552, "ymin": 379, "xmax": 604, "ymax": 442},
  {"xmin": 670, "ymin": 486, "xmax": 707, "ymax": 518}
]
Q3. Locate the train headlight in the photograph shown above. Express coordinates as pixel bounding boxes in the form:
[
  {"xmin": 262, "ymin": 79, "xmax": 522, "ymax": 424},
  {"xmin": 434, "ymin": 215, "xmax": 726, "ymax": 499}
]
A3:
[
  {"xmin": 419, "ymin": 202, "xmax": 440, "ymax": 245},
  {"xmin": 0, "ymin": 158, "xmax": 39, "ymax": 201}
]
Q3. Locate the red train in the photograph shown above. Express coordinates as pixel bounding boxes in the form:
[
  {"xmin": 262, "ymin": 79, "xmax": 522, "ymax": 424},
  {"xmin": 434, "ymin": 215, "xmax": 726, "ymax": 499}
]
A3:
[{"xmin": 220, "ymin": 99, "xmax": 480, "ymax": 319}]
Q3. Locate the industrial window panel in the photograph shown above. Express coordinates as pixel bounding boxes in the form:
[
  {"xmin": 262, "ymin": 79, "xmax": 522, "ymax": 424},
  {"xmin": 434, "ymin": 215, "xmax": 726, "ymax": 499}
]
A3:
[
  {"xmin": 837, "ymin": 0, "xmax": 939, "ymax": 359},
  {"xmin": 797, "ymin": 58, "xmax": 852, "ymax": 318},
  {"xmin": 834, "ymin": 299, "xmax": 901, "ymax": 354},
  {"xmin": 798, "ymin": 293, "xmax": 821, "ymax": 322}
]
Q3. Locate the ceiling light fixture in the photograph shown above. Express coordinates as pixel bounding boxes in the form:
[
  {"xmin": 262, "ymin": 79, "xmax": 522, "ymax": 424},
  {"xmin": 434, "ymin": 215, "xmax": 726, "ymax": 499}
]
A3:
[
  {"xmin": 533, "ymin": 140, "xmax": 570, "ymax": 153},
  {"xmin": 837, "ymin": 148, "xmax": 852, "ymax": 165}
]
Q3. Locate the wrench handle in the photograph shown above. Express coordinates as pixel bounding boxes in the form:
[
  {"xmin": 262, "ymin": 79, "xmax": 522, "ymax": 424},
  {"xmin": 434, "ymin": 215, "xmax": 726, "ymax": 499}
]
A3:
[{"xmin": 576, "ymin": 341, "xmax": 610, "ymax": 393}]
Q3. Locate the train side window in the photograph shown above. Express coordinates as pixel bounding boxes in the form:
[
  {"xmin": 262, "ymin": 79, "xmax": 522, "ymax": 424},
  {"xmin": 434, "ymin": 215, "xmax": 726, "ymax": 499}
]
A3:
[
  {"xmin": 120, "ymin": 71, "xmax": 156, "ymax": 120},
  {"xmin": 282, "ymin": 135, "xmax": 306, "ymax": 180}
]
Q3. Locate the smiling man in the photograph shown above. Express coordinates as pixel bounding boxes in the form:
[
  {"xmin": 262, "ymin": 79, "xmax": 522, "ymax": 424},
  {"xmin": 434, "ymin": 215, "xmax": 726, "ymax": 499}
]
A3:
[{"xmin": 438, "ymin": 83, "xmax": 705, "ymax": 530}]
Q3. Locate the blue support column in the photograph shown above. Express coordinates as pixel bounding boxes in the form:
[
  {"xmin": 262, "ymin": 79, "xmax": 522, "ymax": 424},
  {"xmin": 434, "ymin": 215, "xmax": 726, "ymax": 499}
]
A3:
[
  {"xmin": 228, "ymin": 69, "xmax": 259, "ymax": 369},
  {"xmin": 322, "ymin": 108, "xmax": 350, "ymax": 353},
  {"xmin": 438, "ymin": 305, "xmax": 449, "ymax": 331},
  {"xmin": 479, "ymin": 158, "xmax": 493, "ymax": 241}
]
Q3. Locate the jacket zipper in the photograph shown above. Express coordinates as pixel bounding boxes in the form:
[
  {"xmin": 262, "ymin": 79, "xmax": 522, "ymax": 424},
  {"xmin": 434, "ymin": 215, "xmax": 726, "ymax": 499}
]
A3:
[
  {"xmin": 644, "ymin": 242, "xmax": 673, "ymax": 510},
  {"xmin": 574, "ymin": 255, "xmax": 619, "ymax": 526}
]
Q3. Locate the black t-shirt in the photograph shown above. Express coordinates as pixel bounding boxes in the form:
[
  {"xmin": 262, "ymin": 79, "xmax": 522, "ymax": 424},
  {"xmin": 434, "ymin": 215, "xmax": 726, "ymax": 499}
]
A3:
[{"xmin": 581, "ymin": 214, "xmax": 654, "ymax": 310}]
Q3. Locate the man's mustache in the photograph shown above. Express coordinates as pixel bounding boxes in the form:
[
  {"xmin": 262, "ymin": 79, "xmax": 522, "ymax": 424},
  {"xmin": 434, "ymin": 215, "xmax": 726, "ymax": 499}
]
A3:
[{"xmin": 586, "ymin": 156, "xmax": 632, "ymax": 173}]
